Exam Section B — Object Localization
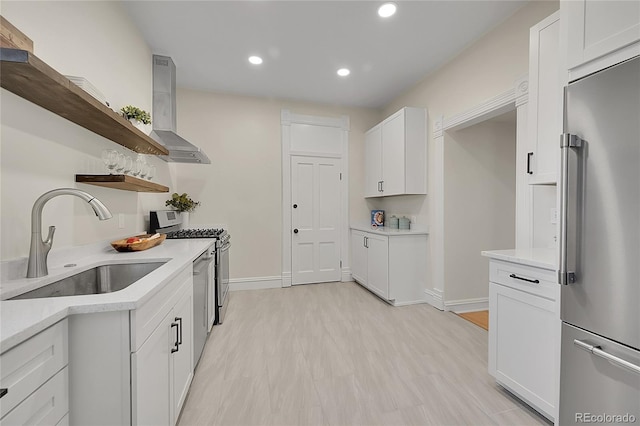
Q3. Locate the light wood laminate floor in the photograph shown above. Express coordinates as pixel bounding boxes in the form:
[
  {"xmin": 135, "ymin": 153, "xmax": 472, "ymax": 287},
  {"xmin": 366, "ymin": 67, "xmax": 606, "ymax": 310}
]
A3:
[{"xmin": 178, "ymin": 282, "xmax": 551, "ymax": 426}]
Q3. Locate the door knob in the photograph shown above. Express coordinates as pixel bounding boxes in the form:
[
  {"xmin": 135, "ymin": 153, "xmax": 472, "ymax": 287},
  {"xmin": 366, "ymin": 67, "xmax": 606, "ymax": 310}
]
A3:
[
  {"xmin": 293, "ymin": 229, "xmax": 299, "ymax": 234},
  {"xmin": 293, "ymin": 204, "xmax": 298, "ymax": 208}
]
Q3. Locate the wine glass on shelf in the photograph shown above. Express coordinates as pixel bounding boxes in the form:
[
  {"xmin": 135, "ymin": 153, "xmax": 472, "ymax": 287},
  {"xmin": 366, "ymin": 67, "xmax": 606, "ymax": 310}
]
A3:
[
  {"xmin": 115, "ymin": 153, "xmax": 126, "ymax": 175},
  {"xmin": 147, "ymin": 165, "xmax": 156, "ymax": 181},
  {"xmin": 139, "ymin": 162, "xmax": 148, "ymax": 179},
  {"xmin": 131, "ymin": 157, "xmax": 142, "ymax": 177},
  {"xmin": 122, "ymin": 156, "xmax": 133, "ymax": 175},
  {"xmin": 101, "ymin": 150, "xmax": 118, "ymax": 174}
]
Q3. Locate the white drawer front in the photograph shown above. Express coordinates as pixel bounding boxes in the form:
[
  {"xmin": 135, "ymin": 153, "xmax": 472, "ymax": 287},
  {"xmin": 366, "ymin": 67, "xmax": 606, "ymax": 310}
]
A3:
[
  {"xmin": 130, "ymin": 265, "xmax": 192, "ymax": 351},
  {"xmin": 1, "ymin": 367, "xmax": 68, "ymax": 426},
  {"xmin": 490, "ymin": 260, "xmax": 557, "ymax": 301},
  {"xmin": 0, "ymin": 320, "xmax": 68, "ymax": 418}
]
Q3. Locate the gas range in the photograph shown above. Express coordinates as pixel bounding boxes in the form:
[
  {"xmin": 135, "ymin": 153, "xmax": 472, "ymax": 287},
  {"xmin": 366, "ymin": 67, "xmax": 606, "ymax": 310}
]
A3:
[{"xmin": 150, "ymin": 211, "xmax": 230, "ymax": 246}]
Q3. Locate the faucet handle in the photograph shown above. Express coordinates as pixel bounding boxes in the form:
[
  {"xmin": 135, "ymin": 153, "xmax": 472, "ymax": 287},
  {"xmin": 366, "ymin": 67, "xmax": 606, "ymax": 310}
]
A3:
[{"xmin": 44, "ymin": 225, "xmax": 56, "ymax": 247}]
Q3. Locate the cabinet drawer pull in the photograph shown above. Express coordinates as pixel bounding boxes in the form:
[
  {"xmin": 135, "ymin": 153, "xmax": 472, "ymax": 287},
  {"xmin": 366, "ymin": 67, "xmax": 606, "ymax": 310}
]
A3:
[
  {"xmin": 171, "ymin": 322, "xmax": 179, "ymax": 353},
  {"xmin": 175, "ymin": 317, "xmax": 183, "ymax": 345},
  {"xmin": 509, "ymin": 273, "xmax": 540, "ymax": 284},
  {"xmin": 0, "ymin": 388, "xmax": 7, "ymax": 399},
  {"xmin": 527, "ymin": 152, "xmax": 534, "ymax": 175}
]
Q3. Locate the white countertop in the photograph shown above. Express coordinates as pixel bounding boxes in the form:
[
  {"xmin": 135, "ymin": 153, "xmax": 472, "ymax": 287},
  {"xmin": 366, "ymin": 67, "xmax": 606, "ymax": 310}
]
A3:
[
  {"xmin": 350, "ymin": 223, "xmax": 429, "ymax": 236},
  {"xmin": 481, "ymin": 248, "xmax": 557, "ymax": 270},
  {"xmin": 0, "ymin": 239, "xmax": 214, "ymax": 353}
]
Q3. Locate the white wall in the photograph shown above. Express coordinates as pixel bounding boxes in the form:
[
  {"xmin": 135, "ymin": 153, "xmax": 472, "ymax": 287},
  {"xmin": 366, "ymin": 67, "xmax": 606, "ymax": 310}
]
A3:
[
  {"xmin": 0, "ymin": 1, "xmax": 173, "ymax": 261},
  {"xmin": 444, "ymin": 117, "xmax": 517, "ymax": 303},
  {"xmin": 376, "ymin": 0, "xmax": 559, "ymax": 297},
  {"xmin": 174, "ymin": 89, "xmax": 380, "ymax": 279}
]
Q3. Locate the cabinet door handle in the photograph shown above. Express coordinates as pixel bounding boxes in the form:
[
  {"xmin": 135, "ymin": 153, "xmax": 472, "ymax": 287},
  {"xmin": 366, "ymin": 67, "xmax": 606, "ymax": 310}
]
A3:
[
  {"xmin": 509, "ymin": 273, "xmax": 540, "ymax": 284},
  {"xmin": 171, "ymin": 322, "xmax": 179, "ymax": 353},
  {"xmin": 0, "ymin": 388, "xmax": 7, "ymax": 399},
  {"xmin": 175, "ymin": 317, "xmax": 183, "ymax": 345},
  {"xmin": 380, "ymin": 181, "xmax": 384, "ymax": 192},
  {"xmin": 527, "ymin": 152, "xmax": 534, "ymax": 175},
  {"xmin": 293, "ymin": 228, "xmax": 299, "ymax": 234},
  {"xmin": 364, "ymin": 236, "xmax": 368, "ymax": 248}
]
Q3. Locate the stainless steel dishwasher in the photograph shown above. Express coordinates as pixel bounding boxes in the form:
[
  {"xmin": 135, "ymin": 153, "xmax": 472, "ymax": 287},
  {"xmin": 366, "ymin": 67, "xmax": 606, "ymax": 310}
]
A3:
[{"xmin": 192, "ymin": 247, "xmax": 214, "ymax": 367}]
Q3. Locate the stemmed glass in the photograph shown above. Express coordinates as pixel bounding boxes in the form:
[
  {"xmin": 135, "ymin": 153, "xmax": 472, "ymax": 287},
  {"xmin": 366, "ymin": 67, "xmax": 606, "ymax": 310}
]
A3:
[
  {"xmin": 131, "ymin": 158, "xmax": 142, "ymax": 177},
  {"xmin": 101, "ymin": 150, "xmax": 118, "ymax": 174},
  {"xmin": 115, "ymin": 153, "xmax": 126, "ymax": 175},
  {"xmin": 147, "ymin": 165, "xmax": 156, "ymax": 181},
  {"xmin": 139, "ymin": 162, "xmax": 149, "ymax": 179},
  {"xmin": 122, "ymin": 156, "xmax": 133, "ymax": 175}
]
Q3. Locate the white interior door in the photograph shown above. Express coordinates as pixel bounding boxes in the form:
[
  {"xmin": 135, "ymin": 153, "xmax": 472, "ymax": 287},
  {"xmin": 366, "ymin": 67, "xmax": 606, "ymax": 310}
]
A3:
[{"xmin": 291, "ymin": 155, "xmax": 341, "ymax": 285}]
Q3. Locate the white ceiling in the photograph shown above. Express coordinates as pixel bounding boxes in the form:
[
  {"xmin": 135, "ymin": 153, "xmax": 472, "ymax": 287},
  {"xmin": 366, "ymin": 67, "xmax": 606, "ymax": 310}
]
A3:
[{"xmin": 122, "ymin": 1, "xmax": 528, "ymax": 109}]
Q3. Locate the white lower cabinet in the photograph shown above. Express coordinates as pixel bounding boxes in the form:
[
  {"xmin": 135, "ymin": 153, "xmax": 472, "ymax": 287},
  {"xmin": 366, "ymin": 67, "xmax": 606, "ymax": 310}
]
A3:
[
  {"xmin": 350, "ymin": 229, "xmax": 426, "ymax": 305},
  {"xmin": 0, "ymin": 319, "xmax": 69, "ymax": 426},
  {"xmin": 131, "ymin": 310, "xmax": 172, "ymax": 426},
  {"xmin": 488, "ymin": 259, "xmax": 559, "ymax": 422},
  {"xmin": 132, "ymin": 268, "xmax": 193, "ymax": 426},
  {"xmin": 67, "ymin": 263, "xmax": 194, "ymax": 426}
]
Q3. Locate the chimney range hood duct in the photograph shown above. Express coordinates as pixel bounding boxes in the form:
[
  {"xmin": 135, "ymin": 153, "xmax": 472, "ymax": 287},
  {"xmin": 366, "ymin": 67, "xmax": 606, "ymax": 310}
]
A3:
[{"xmin": 151, "ymin": 55, "xmax": 210, "ymax": 164}]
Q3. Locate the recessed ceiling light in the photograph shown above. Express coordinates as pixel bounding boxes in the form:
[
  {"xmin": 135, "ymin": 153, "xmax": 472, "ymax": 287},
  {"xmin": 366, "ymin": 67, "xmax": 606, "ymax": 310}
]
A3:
[
  {"xmin": 337, "ymin": 68, "xmax": 350, "ymax": 77},
  {"xmin": 378, "ymin": 2, "xmax": 397, "ymax": 18},
  {"xmin": 248, "ymin": 56, "xmax": 263, "ymax": 65}
]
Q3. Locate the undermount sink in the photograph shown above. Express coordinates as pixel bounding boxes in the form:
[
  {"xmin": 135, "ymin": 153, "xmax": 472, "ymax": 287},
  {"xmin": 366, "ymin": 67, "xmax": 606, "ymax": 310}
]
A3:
[{"xmin": 10, "ymin": 262, "xmax": 166, "ymax": 300}]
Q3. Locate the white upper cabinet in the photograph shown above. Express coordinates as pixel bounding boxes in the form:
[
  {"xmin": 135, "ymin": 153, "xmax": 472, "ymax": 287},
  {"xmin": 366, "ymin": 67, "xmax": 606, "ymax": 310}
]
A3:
[
  {"xmin": 563, "ymin": 0, "xmax": 640, "ymax": 80},
  {"xmin": 364, "ymin": 107, "xmax": 427, "ymax": 198},
  {"xmin": 364, "ymin": 125, "xmax": 383, "ymax": 198},
  {"xmin": 528, "ymin": 11, "xmax": 561, "ymax": 185}
]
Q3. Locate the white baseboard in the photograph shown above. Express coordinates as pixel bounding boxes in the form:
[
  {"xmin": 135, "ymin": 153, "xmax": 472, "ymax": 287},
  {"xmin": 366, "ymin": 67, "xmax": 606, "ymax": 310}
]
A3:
[
  {"xmin": 424, "ymin": 288, "xmax": 445, "ymax": 311},
  {"xmin": 392, "ymin": 299, "xmax": 428, "ymax": 307},
  {"xmin": 229, "ymin": 276, "xmax": 282, "ymax": 291},
  {"xmin": 281, "ymin": 271, "xmax": 292, "ymax": 288},
  {"xmin": 445, "ymin": 297, "xmax": 489, "ymax": 313},
  {"xmin": 341, "ymin": 268, "xmax": 352, "ymax": 282}
]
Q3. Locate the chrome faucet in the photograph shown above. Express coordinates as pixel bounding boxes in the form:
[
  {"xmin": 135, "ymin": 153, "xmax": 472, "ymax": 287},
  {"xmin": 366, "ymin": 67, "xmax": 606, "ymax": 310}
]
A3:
[{"xmin": 27, "ymin": 188, "xmax": 113, "ymax": 278}]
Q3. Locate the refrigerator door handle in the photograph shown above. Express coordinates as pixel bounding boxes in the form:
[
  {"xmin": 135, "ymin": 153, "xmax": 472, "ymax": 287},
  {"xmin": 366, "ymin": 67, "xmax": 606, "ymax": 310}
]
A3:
[
  {"xmin": 574, "ymin": 339, "xmax": 640, "ymax": 375},
  {"xmin": 558, "ymin": 132, "xmax": 583, "ymax": 285}
]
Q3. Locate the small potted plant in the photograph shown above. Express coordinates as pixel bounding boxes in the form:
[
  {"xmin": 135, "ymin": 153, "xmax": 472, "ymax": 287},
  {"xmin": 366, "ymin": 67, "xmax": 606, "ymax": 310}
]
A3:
[
  {"xmin": 120, "ymin": 105, "xmax": 152, "ymax": 134},
  {"xmin": 165, "ymin": 192, "xmax": 200, "ymax": 228}
]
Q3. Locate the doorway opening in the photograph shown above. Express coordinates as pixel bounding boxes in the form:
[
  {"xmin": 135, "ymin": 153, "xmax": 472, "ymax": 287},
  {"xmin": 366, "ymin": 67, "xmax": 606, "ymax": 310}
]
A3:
[{"xmin": 443, "ymin": 109, "xmax": 517, "ymax": 315}]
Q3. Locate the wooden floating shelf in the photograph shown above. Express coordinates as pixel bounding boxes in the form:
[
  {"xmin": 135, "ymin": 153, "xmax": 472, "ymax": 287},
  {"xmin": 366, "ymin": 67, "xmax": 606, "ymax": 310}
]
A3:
[
  {"xmin": 75, "ymin": 174, "xmax": 169, "ymax": 193},
  {"xmin": 0, "ymin": 48, "xmax": 169, "ymax": 156}
]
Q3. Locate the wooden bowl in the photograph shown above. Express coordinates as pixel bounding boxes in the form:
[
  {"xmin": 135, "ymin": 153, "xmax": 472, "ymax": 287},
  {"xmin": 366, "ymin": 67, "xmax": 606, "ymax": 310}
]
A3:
[{"xmin": 111, "ymin": 234, "xmax": 166, "ymax": 252}]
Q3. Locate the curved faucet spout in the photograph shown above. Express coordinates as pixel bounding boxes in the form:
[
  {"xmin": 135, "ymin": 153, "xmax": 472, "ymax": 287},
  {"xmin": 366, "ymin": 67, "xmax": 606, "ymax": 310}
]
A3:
[{"xmin": 27, "ymin": 188, "xmax": 113, "ymax": 278}]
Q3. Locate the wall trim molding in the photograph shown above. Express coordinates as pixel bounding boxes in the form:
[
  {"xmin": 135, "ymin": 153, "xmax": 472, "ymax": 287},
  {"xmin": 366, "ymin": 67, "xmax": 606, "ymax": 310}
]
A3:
[
  {"xmin": 443, "ymin": 87, "xmax": 517, "ymax": 132},
  {"xmin": 445, "ymin": 297, "xmax": 489, "ymax": 313},
  {"xmin": 229, "ymin": 276, "xmax": 283, "ymax": 291},
  {"xmin": 281, "ymin": 271, "xmax": 292, "ymax": 288},
  {"xmin": 341, "ymin": 268, "xmax": 352, "ymax": 282},
  {"xmin": 392, "ymin": 299, "xmax": 428, "ymax": 307},
  {"xmin": 424, "ymin": 288, "xmax": 445, "ymax": 311}
]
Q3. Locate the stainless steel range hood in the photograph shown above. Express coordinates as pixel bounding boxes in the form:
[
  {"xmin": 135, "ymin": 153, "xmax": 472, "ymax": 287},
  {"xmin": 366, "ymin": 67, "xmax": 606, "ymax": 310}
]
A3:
[{"xmin": 151, "ymin": 55, "xmax": 210, "ymax": 164}]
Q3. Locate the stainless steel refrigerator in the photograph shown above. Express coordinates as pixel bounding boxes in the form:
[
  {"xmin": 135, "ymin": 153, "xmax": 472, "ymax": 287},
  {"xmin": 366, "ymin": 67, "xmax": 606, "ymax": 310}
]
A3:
[{"xmin": 559, "ymin": 55, "xmax": 640, "ymax": 424}]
